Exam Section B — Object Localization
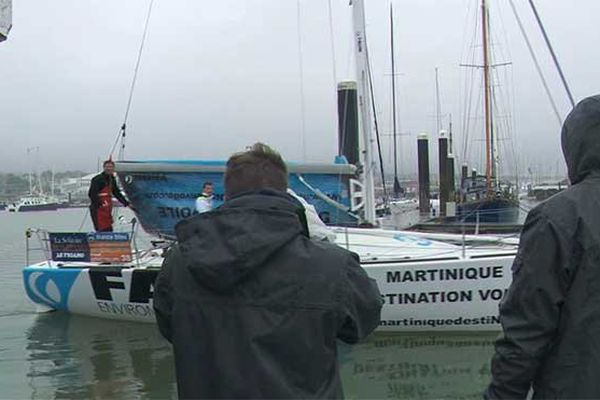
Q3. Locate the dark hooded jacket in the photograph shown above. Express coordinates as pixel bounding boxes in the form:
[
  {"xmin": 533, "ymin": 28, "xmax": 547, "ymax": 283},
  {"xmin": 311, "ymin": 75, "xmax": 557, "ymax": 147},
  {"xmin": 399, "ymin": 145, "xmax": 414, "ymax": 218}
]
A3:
[
  {"xmin": 153, "ymin": 190, "xmax": 382, "ymax": 399},
  {"xmin": 486, "ymin": 95, "xmax": 600, "ymax": 399}
]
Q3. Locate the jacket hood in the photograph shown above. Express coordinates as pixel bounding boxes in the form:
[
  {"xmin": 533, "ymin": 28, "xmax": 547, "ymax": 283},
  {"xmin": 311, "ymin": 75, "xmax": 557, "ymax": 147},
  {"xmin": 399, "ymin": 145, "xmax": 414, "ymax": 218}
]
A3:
[
  {"xmin": 561, "ymin": 95, "xmax": 600, "ymax": 184},
  {"xmin": 174, "ymin": 190, "xmax": 306, "ymax": 292}
]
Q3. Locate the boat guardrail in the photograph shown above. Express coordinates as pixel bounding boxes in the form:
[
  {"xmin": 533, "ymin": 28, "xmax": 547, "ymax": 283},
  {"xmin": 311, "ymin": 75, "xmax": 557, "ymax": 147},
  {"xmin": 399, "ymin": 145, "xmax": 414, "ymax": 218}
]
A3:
[
  {"xmin": 25, "ymin": 218, "xmax": 173, "ymax": 268},
  {"xmin": 25, "ymin": 228, "xmax": 52, "ymax": 267}
]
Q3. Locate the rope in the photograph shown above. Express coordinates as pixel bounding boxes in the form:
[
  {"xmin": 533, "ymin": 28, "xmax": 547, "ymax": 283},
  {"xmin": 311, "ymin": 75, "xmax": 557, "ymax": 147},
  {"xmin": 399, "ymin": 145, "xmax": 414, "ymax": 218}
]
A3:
[
  {"xmin": 109, "ymin": 0, "xmax": 155, "ymax": 159},
  {"xmin": 366, "ymin": 43, "xmax": 388, "ymax": 201},
  {"xmin": 509, "ymin": 0, "xmax": 562, "ymax": 126},
  {"xmin": 296, "ymin": 0, "xmax": 307, "ymax": 161},
  {"xmin": 528, "ymin": 0, "xmax": 575, "ymax": 108},
  {"xmin": 327, "ymin": 0, "xmax": 338, "ymax": 99}
]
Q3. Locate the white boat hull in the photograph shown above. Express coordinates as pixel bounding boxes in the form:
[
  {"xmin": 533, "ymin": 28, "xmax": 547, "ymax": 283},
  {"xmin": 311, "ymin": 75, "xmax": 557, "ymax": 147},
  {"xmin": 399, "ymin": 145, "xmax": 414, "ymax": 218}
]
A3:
[{"xmin": 23, "ymin": 229, "xmax": 516, "ymax": 331}]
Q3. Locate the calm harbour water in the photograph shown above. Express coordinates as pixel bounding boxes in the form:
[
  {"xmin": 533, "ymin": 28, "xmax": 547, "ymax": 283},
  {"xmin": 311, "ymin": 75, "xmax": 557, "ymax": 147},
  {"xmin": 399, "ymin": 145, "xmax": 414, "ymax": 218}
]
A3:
[{"xmin": 0, "ymin": 208, "xmax": 500, "ymax": 399}]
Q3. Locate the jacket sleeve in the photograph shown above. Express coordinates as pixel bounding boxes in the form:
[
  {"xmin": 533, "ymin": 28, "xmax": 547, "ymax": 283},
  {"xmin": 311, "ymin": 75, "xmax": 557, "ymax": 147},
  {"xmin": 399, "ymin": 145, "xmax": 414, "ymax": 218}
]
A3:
[
  {"xmin": 485, "ymin": 208, "xmax": 575, "ymax": 399},
  {"xmin": 88, "ymin": 175, "xmax": 101, "ymax": 208},
  {"xmin": 111, "ymin": 176, "xmax": 129, "ymax": 207},
  {"xmin": 154, "ymin": 246, "xmax": 177, "ymax": 343},
  {"xmin": 337, "ymin": 252, "xmax": 383, "ymax": 344}
]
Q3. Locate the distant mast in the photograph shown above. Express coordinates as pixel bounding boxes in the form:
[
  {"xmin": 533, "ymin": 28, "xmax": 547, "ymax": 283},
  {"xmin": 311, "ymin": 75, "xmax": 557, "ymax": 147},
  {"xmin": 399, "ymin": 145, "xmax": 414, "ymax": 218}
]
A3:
[
  {"xmin": 481, "ymin": 0, "xmax": 493, "ymax": 193},
  {"xmin": 0, "ymin": 0, "xmax": 12, "ymax": 43},
  {"xmin": 390, "ymin": 3, "xmax": 402, "ymax": 198},
  {"xmin": 351, "ymin": 0, "xmax": 376, "ymax": 224}
]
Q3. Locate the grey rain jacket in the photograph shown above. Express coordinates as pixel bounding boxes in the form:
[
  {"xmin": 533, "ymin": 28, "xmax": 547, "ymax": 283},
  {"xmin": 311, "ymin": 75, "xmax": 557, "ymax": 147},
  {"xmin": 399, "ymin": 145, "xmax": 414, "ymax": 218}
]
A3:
[
  {"xmin": 486, "ymin": 95, "xmax": 600, "ymax": 399},
  {"xmin": 154, "ymin": 190, "xmax": 382, "ymax": 399}
]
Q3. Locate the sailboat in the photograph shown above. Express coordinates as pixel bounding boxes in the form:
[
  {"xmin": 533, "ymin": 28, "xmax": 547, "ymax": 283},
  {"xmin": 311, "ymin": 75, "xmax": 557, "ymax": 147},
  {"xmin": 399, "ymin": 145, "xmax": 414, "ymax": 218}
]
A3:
[
  {"xmin": 22, "ymin": 0, "xmax": 519, "ymax": 331},
  {"xmin": 385, "ymin": 4, "xmax": 418, "ymax": 218},
  {"xmin": 8, "ymin": 148, "xmax": 60, "ymax": 212},
  {"xmin": 456, "ymin": 0, "xmax": 520, "ymax": 224}
]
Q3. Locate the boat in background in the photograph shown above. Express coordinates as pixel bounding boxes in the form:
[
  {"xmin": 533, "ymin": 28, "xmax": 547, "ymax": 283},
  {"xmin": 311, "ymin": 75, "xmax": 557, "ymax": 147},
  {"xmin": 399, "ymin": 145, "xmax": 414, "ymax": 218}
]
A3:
[
  {"xmin": 455, "ymin": 0, "xmax": 520, "ymax": 224},
  {"xmin": 528, "ymin": 181, "xmax": 566, "ymax": 201},
  {"xmin": 458, "ymin": 174, "xmax": 519, "ymax": 223},
  {"xmin": 7, "ymin": 195, "xmax": 60, "ymax": 212}
]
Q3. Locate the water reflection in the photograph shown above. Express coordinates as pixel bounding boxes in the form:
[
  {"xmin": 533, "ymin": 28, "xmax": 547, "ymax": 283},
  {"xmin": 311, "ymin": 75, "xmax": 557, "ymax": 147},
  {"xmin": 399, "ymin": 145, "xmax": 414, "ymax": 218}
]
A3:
[
  {"xmin": 26, "ymin": 313, "xmax": 176, "ymax": 399},
  {"xmin": 25, "ymin": 313, "xmax": 496, "ymax": 399},
  {"xmin": 340, "ymin": 333, "xmax": 496, "ymax": 399}
]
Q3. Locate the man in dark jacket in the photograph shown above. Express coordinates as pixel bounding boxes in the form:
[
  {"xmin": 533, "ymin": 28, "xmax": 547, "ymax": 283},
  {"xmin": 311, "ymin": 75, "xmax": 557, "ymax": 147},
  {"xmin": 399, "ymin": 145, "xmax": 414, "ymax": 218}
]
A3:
[
  {"xmin": 154, "ymin": 143, "xmax": 382, "ymax": 399},
  {"xmin": 88, "ymin": 159, "xmax": 132, "ymax": 231},
  {"xmin": 486, "ymin": 95, "xmax": 600, "ymax": 399}
]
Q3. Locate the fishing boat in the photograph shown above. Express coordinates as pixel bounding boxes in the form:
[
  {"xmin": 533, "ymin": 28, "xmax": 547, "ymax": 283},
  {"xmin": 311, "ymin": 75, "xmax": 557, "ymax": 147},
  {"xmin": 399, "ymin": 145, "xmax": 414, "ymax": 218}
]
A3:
[{"xmin": 21, "ymin": 0, "xmax": 521, "ymax": 332}]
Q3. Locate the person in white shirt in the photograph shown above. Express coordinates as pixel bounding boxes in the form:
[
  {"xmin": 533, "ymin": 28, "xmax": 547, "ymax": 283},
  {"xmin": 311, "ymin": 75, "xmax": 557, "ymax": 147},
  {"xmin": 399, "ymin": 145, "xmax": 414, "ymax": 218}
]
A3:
[{"xmin": 195, "ymin": 182, "xmax": 214, "ymax": 213}]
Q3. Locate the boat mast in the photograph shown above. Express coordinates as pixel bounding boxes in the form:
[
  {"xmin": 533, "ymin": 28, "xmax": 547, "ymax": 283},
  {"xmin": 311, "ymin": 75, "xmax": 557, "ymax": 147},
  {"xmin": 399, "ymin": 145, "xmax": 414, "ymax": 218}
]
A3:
[
  {"xmin": 435, "ymin": 67, "xmax": 442, "ymax": 134},
  {"xmin": 481, "ymin": 0, "xmax": 493, "ymax": 192},
  {"xmin": 351, "ymin": 0, "xmax": 376, "ymax": 224},
  {"xmin": 390, "ymin": 3, "xmax": 401, "ymax": 198}
]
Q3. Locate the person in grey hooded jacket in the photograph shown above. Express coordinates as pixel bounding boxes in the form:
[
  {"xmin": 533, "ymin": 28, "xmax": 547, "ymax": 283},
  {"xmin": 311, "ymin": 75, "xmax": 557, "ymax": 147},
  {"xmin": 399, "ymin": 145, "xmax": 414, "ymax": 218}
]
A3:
[
  {"xmin": 485, "ymin": 95, "xmax": 600, "ymax": 399},
  {"xmin": 153, "ymin": 143, "xmax": 383, "ymax": 399}
]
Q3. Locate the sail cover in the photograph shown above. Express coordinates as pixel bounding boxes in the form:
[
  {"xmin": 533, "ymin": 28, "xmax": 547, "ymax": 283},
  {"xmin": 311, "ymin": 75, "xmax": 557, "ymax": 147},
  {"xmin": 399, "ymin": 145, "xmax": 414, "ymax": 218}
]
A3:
[{"xmin": 0, "ymin": 0, "xmax": 12, "ymax": 42}]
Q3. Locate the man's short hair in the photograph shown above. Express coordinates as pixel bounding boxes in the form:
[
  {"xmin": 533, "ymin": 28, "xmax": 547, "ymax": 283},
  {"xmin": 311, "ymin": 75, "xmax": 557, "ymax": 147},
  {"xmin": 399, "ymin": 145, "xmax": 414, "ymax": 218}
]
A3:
[
  {"xmin": 203, "ymin": 181, "xmax": 213, "ymax": 189},
  {"xmin": 103, "ymin": 160, "xmax": 115, "ymax": 167},
  {"xmin": 224, "ymin": 143, "xmax": 288, "ymax": 199}
]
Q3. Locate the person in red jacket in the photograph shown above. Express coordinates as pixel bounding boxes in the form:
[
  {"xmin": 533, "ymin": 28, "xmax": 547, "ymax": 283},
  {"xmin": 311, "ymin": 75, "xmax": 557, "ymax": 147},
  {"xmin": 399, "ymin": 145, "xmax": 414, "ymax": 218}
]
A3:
[{"xmin": 88, "ymin": 160, "xmax": 132, "ymax": 232}]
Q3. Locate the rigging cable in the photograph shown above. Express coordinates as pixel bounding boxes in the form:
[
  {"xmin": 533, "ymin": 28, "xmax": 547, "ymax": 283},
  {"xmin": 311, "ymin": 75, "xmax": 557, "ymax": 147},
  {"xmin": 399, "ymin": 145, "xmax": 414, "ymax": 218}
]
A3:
[
  {"xmin": 528, "ymin": 0, "xmax": 575, "ymax": 108},
  {"xmin": 508, "ymin": 0, "xmax": 562, "ymax": 125},
  {"xmin": 365, "ymin": 41, "xmax": 388, "ymax": 201},
  {"xmin": 460, "ymin": 1, "xmax": 479, "ymax": 165},
  {"xmin": 327, "ymin": 0, "xmax": 344, "ymax": 223},
  {"xmin": 296, "ymin": 0, "xmax": 307, "ymax": 161},
  {"xmin": 109, "ymin": 0, "xmax": 155, "ymax": 160},
  {"xmin": 327, "ymin": 0, "xmax": 339, "ymax": 103}
]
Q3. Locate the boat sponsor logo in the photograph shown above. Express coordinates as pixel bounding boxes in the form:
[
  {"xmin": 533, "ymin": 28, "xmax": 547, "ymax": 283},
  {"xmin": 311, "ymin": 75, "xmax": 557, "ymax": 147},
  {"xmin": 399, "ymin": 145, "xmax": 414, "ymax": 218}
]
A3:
[
  {"xmin": 157, "ymin": 206, "xmax": 198, "ymax": 219},
  {"xmin": 382, "ymin": 265, "xmax": 507, "ymax": 306},
  {"xmin": 49, "ymin": 233, "xmax": 90, "ymax": 261},
  {"xmin": 23, "ymin": 269, "xmax": 81, "ymax": 310},
  {"xmin": 379, "ymin": 315, "xmax": 500, "ymax": 329},
  {"xmin": 88, "ymin": 268, "xmax": 159, "ymax": 318},
  {"xmin": 49, "ymin": 232, "xmax": 132, "ymax": 263},
  {"xmin": 392, "ymin": 233, "xmax": 432, "ymax": 247},
  {"xmin": 88, "ymin": 232, "xmax": 130, "ymax": 242},
  {"xmin": 123, "ymin": 173, "xmax": 168, "ymax": 184},
  {"xmin": 89, "ymin": 268, "xmax": 158, "ymax": 304},
  {"xmin": 96, "ymin": 301, "xmax": 155, "ymax": 318},
  {"xmin": 386, "ymin": 265, "xmax": 504, "ymax": 283}
]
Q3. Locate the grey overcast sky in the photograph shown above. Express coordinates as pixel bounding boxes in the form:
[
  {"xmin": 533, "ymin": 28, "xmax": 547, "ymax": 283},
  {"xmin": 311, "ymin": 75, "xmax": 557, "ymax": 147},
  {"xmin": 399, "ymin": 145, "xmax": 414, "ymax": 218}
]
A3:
[{"xmin": 0, "ymin": 1, "xmax": 598, "ymax": 177}]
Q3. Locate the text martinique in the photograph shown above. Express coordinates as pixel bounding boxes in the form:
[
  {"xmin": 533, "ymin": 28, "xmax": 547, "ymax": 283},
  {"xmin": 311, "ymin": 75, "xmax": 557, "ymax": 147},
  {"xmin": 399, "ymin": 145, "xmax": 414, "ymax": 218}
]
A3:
[{"xmin": 386, "ymin": 265, "xmax": 503, "ymax": 283}]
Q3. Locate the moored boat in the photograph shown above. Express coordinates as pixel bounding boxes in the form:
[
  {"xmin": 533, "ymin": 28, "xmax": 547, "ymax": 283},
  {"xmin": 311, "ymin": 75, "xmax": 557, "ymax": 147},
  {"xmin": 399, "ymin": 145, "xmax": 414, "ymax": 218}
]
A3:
[
  {"xmin": 22, "ymin": 227, "xmax": 516, "ymax": 331},
  {"xmin": 8, "ymin": 195, "xmax": 60, "ymax": 212}
]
